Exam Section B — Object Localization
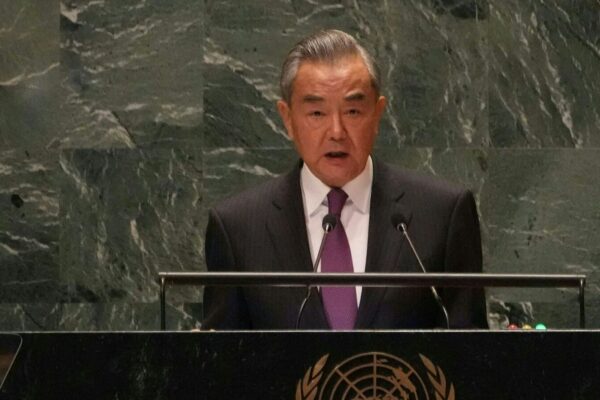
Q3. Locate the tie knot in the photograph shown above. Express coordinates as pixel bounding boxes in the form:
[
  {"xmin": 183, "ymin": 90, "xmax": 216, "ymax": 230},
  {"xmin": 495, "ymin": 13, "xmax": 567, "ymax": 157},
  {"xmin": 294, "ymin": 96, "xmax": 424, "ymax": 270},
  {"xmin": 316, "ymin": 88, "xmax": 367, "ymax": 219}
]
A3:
[{"xmin": 327, "ymin": 188, "xmax": 348, "ymax": 216}]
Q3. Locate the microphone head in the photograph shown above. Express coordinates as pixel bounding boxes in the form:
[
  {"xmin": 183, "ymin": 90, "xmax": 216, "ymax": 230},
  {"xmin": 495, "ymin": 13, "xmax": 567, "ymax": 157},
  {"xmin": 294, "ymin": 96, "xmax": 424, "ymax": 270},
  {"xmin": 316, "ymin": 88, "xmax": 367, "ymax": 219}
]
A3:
[
  {"xmin": 391, "ymin": 213, "xmax": 407, "ymax": 230},
  {"xmin": 322, "ymin": 214, "xmax": 337, "ymax": 232}
]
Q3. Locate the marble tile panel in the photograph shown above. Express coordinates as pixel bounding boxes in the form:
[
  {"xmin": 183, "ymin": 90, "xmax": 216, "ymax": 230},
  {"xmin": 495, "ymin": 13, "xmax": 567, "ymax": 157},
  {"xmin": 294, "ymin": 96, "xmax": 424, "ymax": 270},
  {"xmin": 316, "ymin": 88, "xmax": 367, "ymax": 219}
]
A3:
[
  {"xmin": 0, "ymin": 75, "xmax": 62, "ymax": 151},
  {"xmin": 488, "ymin": 0, "xmax": 600, "ymax": 147},
  {"xmin": 0, "ymin": 1, "xmax": 61, "ymax": 151},
  {"xmin": 0, "ymin": 150, "xmax": 62, "ymax": 303},
  {"xmin": 0, "ymin": 1, "xmax": 59, "ymax": 84},
  {"xmin": 1, "ymin": 2, "xmax": 64, "ymax": 308},
  {"xmin": 60, "ymin": 0, "xmax": 204, "ymax": 149},
  {"xmin": 59, "ymin": 147, "xmax": 204, "ymax": 304},
  {"xmin": 377, "ymin": 0, "xmax": 489, "ymax": 148},
  {"xmin": 203, "ymin": 63, "xmax": 290, "ymax": 148},
  {"xmin": 481, "ymin": 149, "xmax": 600, "ymax": 327},
  {"xmin": 481, "ymin": 149, "xmax": 600, "ymax": 275}
]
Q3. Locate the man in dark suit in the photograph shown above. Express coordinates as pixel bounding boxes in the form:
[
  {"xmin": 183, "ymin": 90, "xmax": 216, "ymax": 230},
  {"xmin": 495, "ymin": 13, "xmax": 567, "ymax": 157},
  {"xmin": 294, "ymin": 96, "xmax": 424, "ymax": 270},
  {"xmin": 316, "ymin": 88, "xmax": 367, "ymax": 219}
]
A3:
[{"xmin": 203, "ymin": 29, "xmax": 487, "ymax": 330}]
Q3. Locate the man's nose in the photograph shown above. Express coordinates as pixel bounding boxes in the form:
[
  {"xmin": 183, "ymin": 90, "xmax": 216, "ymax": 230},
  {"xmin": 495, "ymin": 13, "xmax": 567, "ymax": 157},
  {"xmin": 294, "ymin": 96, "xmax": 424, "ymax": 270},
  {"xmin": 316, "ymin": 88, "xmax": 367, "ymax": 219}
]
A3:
[{"xmin": 328, "ymin": 112, "xmax": 347, "ymax": 140}]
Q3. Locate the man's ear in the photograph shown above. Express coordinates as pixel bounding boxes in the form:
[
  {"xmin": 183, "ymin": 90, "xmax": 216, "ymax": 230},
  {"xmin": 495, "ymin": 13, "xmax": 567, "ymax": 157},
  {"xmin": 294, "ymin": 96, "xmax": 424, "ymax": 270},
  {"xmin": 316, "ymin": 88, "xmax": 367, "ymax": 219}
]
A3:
[
  {"xmin": 277, "ymin": 99, "xmax": 294, "ymax": 140},
  {"xmin": 374, "ymin": 95, "xmax": 387, "ymax": 123}
]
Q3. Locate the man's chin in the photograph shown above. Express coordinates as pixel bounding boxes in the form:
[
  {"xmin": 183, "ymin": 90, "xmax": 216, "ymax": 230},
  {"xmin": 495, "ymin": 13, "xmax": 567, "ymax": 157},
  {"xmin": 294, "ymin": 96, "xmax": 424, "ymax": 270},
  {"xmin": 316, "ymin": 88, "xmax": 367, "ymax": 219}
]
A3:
[
  {"xmin": 316, "ymin": 168, "xmax": 358, "ymax": 188},
  {"xmin": 305, "ymin": 157, "xmax": 365, "ymax": 187}
]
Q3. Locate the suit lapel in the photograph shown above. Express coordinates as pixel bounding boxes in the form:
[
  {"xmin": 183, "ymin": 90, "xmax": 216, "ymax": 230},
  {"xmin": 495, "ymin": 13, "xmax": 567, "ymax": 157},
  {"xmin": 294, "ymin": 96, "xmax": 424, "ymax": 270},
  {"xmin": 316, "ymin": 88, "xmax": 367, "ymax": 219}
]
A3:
[
  {"xmin": 266, "ymin": 163, "xmax": 329, "ymax": 328},
  {"xmin": 266, "ymin": 165, "xmax": 313, "ymax": 273},
  {"xmin": 355, "ymin": 160, "xmax": 411, "ymax": 329}
]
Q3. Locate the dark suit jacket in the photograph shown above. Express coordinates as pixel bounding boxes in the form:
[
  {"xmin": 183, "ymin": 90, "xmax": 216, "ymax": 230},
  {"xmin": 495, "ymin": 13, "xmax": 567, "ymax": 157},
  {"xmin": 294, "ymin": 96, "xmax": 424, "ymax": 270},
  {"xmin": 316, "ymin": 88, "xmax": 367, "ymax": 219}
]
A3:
[{"xmin": 203, "ymin": 159, "xmax": 487, "ymax": 330}]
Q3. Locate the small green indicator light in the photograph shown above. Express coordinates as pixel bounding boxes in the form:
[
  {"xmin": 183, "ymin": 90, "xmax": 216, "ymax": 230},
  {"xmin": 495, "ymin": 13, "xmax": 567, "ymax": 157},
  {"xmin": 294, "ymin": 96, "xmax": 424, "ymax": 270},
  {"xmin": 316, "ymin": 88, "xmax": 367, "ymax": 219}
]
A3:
[{"xmin": 535, "ymin": 323, "xmax": 547, "ymax": 330}]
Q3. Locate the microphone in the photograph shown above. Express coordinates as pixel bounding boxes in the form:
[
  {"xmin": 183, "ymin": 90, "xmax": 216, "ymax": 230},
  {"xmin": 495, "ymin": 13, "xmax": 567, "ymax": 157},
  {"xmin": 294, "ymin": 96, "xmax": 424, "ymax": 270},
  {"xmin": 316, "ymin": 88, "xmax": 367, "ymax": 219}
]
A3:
[
  {"xmin": 311, "ymin": 214, "xmax": 337, "ymax": 275},
  {"xmin": 295, "ymin": 214, "xmax": 337, "ymax": 329},
  {"xmin": 391, "ymin": 213, "xmax": 450, "ymax": 329}
]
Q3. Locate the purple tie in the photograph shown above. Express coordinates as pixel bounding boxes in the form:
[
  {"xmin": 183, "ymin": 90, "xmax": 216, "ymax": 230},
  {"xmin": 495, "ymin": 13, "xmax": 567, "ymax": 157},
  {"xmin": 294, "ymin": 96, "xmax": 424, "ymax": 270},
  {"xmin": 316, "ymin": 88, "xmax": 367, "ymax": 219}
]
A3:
[{"xmin": 320, "ymin": 188, "xmax": 358, "ymax": 330}]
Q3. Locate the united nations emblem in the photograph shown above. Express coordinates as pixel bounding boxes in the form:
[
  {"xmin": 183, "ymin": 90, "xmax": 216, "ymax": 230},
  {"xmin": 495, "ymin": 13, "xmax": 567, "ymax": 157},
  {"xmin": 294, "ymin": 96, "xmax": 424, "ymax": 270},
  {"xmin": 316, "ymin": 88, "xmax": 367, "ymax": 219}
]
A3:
[{"xmin": 295, "ymin": 352, "xmax": 455, "ymax": 400}]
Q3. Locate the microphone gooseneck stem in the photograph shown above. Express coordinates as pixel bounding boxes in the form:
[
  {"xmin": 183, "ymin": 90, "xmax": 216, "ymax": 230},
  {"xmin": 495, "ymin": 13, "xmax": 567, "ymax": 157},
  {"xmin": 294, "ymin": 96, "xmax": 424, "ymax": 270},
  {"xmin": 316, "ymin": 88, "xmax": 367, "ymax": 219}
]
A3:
[
  {"xmin": 295, "ymin": 219, "xmax": 334, "ymax": 329},
  {"xmin": 398, "ymin": 222, "xmax": 450, "ymax": 330},
  {"xmin": 399, "ymin": 223, "xmax": 426, "ymax": 274},
  {"xmin": 313, "ymin": 225, "xmax": 332, "ymax": 273}
]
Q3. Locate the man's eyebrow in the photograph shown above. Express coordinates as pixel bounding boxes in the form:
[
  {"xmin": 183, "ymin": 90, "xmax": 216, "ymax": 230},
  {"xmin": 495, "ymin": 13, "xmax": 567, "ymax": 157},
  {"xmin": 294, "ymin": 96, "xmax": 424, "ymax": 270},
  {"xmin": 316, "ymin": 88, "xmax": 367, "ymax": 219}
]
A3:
[
  {"xmin": 301, "ymin": 94, "xmax": 324, "ymax": 103},
  {"xmin": 344, "ymin": 92, "xmax": 366, "ymax": 101}
]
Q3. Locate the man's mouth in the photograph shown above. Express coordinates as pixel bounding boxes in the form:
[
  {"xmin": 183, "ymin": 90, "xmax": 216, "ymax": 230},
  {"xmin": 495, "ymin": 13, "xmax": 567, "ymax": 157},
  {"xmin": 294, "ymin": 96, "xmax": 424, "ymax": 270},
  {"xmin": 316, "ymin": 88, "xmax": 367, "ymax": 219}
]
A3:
[{"xmin": 325, "ymin": 151, "xmax": 349, "ymax": 158}]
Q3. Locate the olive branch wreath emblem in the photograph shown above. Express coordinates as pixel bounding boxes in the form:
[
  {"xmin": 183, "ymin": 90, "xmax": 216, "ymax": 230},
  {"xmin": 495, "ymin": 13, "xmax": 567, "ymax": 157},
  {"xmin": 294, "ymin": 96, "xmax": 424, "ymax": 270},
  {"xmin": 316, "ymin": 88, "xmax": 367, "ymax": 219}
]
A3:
[
  {"xmin": 295, "ymin": 353, "xmax": 455, "ymax": 400},
  {"xmin": 419, "ymin": 354, "xmax": 455, "ymax": 400},
  {"xmin": 295, "ymin": 354, "xmax": 329, "ymax": 400}
]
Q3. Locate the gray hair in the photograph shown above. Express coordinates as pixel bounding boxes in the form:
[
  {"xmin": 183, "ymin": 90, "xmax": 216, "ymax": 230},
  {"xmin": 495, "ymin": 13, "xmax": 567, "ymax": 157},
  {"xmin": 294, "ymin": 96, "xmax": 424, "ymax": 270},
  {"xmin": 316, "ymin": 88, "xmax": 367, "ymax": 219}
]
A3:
[{"xmin": 279, "ymin": 29, "xmax": 381, "ymax": 104}]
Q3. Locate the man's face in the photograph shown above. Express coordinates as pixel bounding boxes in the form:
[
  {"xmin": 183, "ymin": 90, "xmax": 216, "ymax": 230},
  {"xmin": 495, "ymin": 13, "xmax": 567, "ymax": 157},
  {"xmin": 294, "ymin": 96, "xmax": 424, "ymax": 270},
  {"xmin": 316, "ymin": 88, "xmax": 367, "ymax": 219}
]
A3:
[{"xmin": 277, "ymin": 55, "xmax": 386, "ymax": 188}]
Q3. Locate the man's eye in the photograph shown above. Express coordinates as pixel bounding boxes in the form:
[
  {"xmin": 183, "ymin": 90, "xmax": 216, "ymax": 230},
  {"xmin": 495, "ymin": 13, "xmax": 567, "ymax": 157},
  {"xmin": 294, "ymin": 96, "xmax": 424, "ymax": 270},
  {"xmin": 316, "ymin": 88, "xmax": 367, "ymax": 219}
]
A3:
[
  {"xmin": 346, "ymin": 109, "xmax": 361, "ymax": 116},
  {"xmin": 309, "ymin": 110, "xmax": 324, "ymax": 117}
]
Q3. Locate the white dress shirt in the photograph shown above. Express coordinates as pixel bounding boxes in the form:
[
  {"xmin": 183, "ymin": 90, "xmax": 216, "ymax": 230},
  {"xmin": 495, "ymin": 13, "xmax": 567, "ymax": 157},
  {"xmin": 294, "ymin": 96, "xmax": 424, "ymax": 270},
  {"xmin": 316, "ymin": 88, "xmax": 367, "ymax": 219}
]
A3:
[{"xmin": 300, "ymin": 157, "xmax": 373, "ymax": 304}]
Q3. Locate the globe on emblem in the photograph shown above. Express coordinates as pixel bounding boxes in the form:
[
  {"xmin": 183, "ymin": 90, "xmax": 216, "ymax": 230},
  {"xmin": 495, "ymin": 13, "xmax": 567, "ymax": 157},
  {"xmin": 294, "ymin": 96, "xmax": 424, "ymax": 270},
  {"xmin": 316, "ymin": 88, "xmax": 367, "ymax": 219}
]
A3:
[{"xmin": 318, "ymin": 352, "xmax": 429, "ymax": 400}]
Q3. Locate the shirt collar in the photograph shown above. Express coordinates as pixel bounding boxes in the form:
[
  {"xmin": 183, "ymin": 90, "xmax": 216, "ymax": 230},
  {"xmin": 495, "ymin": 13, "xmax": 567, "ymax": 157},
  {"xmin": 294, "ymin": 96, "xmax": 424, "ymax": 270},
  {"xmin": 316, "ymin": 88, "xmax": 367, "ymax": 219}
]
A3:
[{"xmin": 300, "ymin": 156, "xmax": 373, "ymax": 216}]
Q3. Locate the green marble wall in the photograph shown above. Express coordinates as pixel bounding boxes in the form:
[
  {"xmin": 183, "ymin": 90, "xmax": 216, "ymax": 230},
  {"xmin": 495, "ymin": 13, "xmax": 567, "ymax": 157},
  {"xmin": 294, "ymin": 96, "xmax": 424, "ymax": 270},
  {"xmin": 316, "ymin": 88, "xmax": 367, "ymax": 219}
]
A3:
[{"xmin": 1, "ymin": 0, "xmax": 599, "ymax": 330}]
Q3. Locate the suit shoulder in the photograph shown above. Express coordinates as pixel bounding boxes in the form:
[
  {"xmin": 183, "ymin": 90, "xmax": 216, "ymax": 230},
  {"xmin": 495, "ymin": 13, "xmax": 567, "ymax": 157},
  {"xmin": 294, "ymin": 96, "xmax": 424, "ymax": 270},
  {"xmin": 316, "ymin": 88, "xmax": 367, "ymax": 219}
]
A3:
[
  {"xmin": 208, "ymin": 166, "xmax": 299, "ymax": 228},
  {"xmin": 213, "ymin": 176, "xmax": 282, "ymax": 214},
  {"xmin": 381, "ymin": 162, "xmax": 470, "ymax": 199}
]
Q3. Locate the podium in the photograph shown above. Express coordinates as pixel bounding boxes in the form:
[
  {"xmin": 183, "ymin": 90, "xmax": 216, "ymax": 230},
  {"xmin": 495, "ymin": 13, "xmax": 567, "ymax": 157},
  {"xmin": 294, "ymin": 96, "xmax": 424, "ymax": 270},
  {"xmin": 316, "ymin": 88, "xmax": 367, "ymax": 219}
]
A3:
[{"xmin": 1, "ymin": 330, "xmax": 599, "ymax": 399}]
